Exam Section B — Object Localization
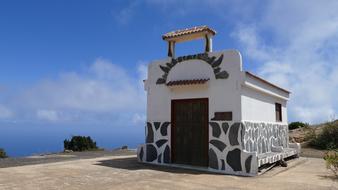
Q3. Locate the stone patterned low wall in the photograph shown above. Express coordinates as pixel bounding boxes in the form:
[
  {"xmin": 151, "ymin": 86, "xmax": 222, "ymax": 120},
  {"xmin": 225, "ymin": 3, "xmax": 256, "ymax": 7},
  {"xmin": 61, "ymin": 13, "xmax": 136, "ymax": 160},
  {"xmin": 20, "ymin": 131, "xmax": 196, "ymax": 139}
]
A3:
[
  {"xmin": 138, "ymin": 121, "xmax": 258, "ymax": 176},
  {"xmin": 137, "ymin": 120, "xmax": 296, "ymax": 176},
  {"xmin": 208, "ymin": 121, "xmax": 257, "ymax": 176},
  {"xmin": 242, "ymin": 121, "xmax": 289, "ymax": 154},
  {"xmin": 137, "ymin": 122, "xmax": 171, "ymax": 164}
]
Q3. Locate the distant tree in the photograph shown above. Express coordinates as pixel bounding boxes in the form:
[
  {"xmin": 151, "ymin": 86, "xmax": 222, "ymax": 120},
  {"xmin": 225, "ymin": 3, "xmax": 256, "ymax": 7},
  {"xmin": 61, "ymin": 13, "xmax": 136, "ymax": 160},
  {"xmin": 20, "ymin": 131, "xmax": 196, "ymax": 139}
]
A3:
[
  {"xmin": 288, "ymin": 121, "xmax": 308, "ymax": 130},
  {"xmin": 0, "ymin": 148, "xmax": 8, "ymax": 158},
  {"xmin": 64, "ymin": 136, "xmax": 99, "ymax": 152}
]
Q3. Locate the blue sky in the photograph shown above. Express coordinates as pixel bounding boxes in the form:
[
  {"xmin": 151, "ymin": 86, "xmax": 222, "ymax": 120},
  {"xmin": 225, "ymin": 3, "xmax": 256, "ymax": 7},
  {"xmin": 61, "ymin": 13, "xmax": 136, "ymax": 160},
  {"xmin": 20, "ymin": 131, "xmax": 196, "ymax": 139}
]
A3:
[{"xmin": 0, "ymin": 0, "xmax": 338, "ymax": 155}]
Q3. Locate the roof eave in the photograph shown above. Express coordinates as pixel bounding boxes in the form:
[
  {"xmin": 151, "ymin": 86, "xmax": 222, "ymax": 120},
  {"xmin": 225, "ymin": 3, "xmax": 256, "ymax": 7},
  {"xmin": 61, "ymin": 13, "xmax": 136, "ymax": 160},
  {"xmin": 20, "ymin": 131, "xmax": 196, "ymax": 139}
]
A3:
[{"xmin": 245, "ymin": 71, "xmax": 291, "ymax": 94}]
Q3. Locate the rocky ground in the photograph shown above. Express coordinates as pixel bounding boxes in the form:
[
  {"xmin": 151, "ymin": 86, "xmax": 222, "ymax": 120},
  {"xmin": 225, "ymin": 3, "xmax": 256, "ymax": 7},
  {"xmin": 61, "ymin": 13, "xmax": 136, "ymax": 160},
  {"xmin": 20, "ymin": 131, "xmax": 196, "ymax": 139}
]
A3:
[{"xmin": 288, "ymin": 121, "xmax": 336, "ymax": 158}]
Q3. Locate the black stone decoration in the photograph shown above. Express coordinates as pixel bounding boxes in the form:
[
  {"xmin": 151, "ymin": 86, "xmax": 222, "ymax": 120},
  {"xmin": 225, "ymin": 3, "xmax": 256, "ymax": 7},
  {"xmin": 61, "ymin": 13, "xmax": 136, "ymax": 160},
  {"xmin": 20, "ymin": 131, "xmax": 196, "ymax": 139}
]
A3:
[
  {"xmin": 146, "ymin": 122, "xmax": 154, "ymax": 143},
  {"xmin": 158, "ymin": 153, "xmax": 162, "ymax": 163},
  {"xmin": 209, "ymin": 122, "xmax": 221, "ymax": 138},
  {"xmin": 160, "ymin": 122, "xmax": 170, "ymax": 136},
  {"xmin": 215, "ymin": 71, "xmax": 229, "ymax": 79},
  {"xmin": 209, "ymin": 148, "xmax": 219, "ymax": 169},
  {"xmin": 156, "ymin": 78, "xmax": 166, "ymax": 84},
  {"xmin": 154, "ymin": 122, "xmax": 161, "ymax": 130},
  {"xmin": 210, "ymin": 140, "xmax": 227, "ymax": 152},
  {"xmin": 229, "ymin": 122, "xmax": 241, "ymax": 146},
  {"xmin": 245, "ymin": 155, "xmax": 252, "ymax": 173},
  {"xmin": 146, "ymin": 144, "xmax": 158, "ymax": 162},
  {"xmin": 221, "ymin": 159, "xmax": 225, "ymax": 170},
  {"xmin": 221, "ymin": 122, "xmax": 229, "ymax": 135},
  {"xmin": 139, "ymin": 147, "xmax": 144, "ymax": 161},
  {"xmin": 163, "ymin": 145, "xmax": 170, "ymax": 163},
  {"xmin": 227, "ymin": 148, "xmax": 242, "ymax": 171},
  {"xmin": 156, "ymin": 53, "xmax": 229, "ymax": 84},
  {"xmin": 155, "ymin": 139, "xmax": 168, "ymax": 148}
]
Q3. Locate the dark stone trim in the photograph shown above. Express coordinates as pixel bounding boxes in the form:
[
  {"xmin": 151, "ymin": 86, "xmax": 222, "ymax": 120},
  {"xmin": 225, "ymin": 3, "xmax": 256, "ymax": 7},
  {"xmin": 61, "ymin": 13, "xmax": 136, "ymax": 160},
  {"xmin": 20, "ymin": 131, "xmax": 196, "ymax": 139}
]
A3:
[
  {"xmin": 209, "ymin": 148, "xmax": 218, "ymax": 169},
  {"xmin": 221, "ymin": 122, "xmax": 229, "ymax": 136},
  {"xmin": 226, "ymin": 148, "xmax": 242, "ymax": 171},
  {"xmin": 158, "ymin": 153, "xmax": 162, "ymax": 163},
  {"xmin": 146, "ymin": 144, "xmax": 157, "ymax": 162},
  {"xmin": 156, "ymin": 53, "xmax": 229, "ymax": 84},
  {"xmin": 221, "ymin": 159, "xmax": 225, "ymax": 170},
  {"xmin": 229, "ymin": 122, "xmax": 241, "ymax": 146},
  {"xmin": 139, "ymin": 147, "xmax": 144, "ymax": 161},
  {"xmin": 210, "ymin": 140, "xmax": 227, "ymax": 152},
  {"xmin": 146, "ymin": 122, "xmax": 154, "ymax": 143},
  {"xmin": 160, "ymin": 122, "xmax": 170, "ymax": 136},
  {"xmin": 163, "ymin": 145, "xmax": 170, "ymax": 163},
  {"xmin": 155, "ymin": 139, "xmax": 168, "ymax": 148},
  {"xmin": 209, "ymin": 122, "xmax": 221, "ymax": 138},
  {"xmin": 154, "ymin": 122, "xmax": 161, "ymax": 130},
  {"xmin": 245, "ymin": 155, "xmax": 252, "ymax": 173}
]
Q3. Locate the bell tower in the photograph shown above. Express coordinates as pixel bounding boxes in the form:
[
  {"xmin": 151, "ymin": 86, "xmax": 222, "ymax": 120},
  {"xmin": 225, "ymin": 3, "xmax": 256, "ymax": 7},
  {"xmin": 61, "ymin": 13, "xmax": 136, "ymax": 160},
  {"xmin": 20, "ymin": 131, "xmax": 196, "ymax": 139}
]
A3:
[{"xmin": 162, "ymin": 26, "xmax": 216, "ymax": 58}]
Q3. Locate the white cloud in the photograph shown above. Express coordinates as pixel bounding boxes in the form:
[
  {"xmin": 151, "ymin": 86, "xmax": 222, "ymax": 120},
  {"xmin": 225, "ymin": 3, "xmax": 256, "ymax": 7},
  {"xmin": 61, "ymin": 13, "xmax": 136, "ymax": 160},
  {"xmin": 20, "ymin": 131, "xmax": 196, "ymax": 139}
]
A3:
[
  {"xmin": 36, "ymin": 109, "xmax": 59, "ymax": 122},
  {"xmin": 232, "ymin": 0, "xmax": 338, "ymax": 123},
  {"xmin": 0, "ymin": 104, "xmax": 12, "ymax": 119},
  {"xmin": 2, "ymin": 58, "xmax": 147, "ymax": 125},
  {"xmin": 114, "ymin": 1, "xmax": 139, "ymax": 25},
  {"xmin": 131, "ymin": 113, "xmax": 146, "ymax": 125}
]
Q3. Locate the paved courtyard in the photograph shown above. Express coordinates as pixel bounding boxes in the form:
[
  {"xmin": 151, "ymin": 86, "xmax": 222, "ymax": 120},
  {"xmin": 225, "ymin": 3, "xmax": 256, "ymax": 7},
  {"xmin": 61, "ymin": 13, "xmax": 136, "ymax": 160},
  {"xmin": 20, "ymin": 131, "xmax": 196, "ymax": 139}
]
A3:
[{"xmin": 0, "ymin": 155, "xmax": 337, "ymax": 190}]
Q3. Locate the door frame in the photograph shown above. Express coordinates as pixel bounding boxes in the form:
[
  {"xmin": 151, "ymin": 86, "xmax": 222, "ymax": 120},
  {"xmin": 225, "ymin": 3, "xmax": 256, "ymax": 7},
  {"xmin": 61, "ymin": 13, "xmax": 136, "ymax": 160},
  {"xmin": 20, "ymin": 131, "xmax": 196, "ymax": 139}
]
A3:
[{"xmin": 170, "ymin": 98, "xmax": 209, "ymax": 166}]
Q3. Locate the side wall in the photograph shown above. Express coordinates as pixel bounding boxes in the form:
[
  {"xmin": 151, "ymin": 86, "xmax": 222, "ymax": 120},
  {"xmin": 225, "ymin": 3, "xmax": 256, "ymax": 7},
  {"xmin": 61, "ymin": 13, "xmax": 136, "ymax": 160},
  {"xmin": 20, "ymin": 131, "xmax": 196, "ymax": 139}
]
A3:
[{"xmin": 241, "ymin": 85, "xmax": 288, "ymax": 123}]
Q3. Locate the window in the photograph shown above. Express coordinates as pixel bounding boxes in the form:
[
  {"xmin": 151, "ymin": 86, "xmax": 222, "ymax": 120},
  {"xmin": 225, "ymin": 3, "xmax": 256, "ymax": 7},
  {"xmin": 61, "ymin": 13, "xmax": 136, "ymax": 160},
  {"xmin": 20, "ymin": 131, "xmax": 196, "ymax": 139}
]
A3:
[{"xmin": 275, "ymin": 103, "xmax": 282, "ymax": 122}]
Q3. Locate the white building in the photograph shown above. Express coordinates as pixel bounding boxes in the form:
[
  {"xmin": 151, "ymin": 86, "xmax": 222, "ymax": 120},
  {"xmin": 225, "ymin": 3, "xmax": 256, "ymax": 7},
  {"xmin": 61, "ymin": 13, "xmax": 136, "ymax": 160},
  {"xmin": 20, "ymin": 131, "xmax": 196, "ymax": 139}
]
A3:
[{"xmin": 137, "ymin": 26, "xmax": 300, "ymax": 176}]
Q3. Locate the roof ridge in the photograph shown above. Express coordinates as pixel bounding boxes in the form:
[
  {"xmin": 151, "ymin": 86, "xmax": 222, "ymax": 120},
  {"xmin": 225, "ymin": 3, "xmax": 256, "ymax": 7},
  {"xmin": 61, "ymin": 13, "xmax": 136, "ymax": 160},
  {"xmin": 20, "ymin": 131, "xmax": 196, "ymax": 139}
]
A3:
[{"xmin": 162, "ymin": 26, "xmax": 216, "ymax": 40}]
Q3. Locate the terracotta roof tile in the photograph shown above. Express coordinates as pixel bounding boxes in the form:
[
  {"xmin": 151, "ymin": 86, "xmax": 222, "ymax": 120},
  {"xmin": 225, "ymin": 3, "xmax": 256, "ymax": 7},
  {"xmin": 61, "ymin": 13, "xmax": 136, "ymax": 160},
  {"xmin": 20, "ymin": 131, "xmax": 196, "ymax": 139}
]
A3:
[
  {"xmin": 166, "ymin": 78, "xmax": 209, "ymax": 86},
  {"xmin": 162, "ymin": 26, "xmax": 216, "ymax": 40}
]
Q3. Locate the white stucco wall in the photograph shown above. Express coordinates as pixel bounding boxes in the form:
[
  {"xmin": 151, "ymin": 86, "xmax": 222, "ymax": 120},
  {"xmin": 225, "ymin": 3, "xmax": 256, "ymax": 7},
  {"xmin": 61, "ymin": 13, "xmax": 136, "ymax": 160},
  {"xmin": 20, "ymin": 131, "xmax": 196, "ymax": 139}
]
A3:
[
  {"xmin": 145, "ymin": 50, "xmax": 243, "ymax": 124},
  {"xmin": 167, "ymin": 59, "xmax": 213, "ymax": 81},
  {"xmin": 240, "ymin": 77, "xmax": 289, "ymax": 124}
]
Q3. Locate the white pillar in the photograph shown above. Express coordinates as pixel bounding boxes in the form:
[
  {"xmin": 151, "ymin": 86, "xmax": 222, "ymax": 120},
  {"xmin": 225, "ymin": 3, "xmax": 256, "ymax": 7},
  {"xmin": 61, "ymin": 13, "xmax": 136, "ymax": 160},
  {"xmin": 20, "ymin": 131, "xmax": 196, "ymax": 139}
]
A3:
[
  {"xmin": 205, "ymin": 35, "xmax": 212, "ymax": 53},
  {"xmin": 168, "ymin": 41, "xmax": 175, "ymax": 57}
]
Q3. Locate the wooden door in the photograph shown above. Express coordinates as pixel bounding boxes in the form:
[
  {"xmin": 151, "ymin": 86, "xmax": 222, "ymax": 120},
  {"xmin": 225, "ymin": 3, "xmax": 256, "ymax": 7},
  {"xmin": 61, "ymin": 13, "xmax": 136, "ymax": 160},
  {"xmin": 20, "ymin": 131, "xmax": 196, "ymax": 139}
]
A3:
[{"xmin": 171, "ymin": 98, "xmax": 208, "ymax": 167}]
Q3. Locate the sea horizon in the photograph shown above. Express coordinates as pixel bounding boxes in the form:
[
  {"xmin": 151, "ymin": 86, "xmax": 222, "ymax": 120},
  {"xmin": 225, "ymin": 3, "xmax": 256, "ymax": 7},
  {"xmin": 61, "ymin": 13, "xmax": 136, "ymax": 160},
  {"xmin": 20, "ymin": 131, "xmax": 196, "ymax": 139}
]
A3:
[{"xmin": 0, "ymin": 122, "xmax": 144, "ymax": 157}]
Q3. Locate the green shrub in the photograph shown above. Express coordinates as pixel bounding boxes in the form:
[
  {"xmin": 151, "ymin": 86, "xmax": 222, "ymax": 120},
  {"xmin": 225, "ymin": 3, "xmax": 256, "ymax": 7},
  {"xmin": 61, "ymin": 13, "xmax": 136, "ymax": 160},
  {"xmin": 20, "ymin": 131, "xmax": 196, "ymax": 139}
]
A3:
[
  {"xmin": 288, "ymin": 121, "xmax": 308, "ymax": 130},
  {"xmin": 304, "ymin": 127, "xmax": 316, "ymax": 142},
  {"xmin": 64, "ymin": 136, "xmax": 99, "ymax": 152},
  {"xmin": 0, "ymin": 148, "xmax": 8, "ymax": 158},
  {"xmin": 310, "ymin": 121, "xmax": 338, "ymax": 150},
  {"xmin": 323, "ymin": 150, "xmax": 338, "ymax": 177}
]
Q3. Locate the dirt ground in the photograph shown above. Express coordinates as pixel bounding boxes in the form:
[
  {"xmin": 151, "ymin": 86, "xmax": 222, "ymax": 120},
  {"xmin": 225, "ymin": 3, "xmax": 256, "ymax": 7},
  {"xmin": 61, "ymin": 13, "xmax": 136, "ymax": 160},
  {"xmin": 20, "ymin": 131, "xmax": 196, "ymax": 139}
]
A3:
[
  {"xmin": 0, "ymin": 155, "xmax": 337, "ymax": 190},
  {"xmin": 0, "ymin": 149, "xmax": 135, "ymax": 168}
]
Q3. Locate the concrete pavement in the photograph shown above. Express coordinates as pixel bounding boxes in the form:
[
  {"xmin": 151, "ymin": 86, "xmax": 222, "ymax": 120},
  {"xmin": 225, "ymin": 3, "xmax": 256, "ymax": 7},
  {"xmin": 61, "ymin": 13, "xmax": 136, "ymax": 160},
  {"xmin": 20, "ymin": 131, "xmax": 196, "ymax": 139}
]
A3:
[{"xmin": 0, "ymin": 155, "xmax": 337, "ymax": 190}]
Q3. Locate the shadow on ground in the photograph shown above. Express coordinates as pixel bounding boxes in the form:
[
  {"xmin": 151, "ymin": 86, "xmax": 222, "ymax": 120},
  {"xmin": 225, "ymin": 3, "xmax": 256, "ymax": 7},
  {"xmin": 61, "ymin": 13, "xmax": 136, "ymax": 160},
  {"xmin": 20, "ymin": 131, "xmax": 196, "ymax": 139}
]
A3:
[{"xmin": 95, "ymin": 157, "xmax": 223, "ymax": 175}]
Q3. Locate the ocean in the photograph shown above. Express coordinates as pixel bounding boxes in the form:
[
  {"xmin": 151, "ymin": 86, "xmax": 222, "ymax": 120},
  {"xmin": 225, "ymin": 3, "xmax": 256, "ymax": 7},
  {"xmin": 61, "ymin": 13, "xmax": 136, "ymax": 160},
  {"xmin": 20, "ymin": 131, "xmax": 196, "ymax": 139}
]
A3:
[{"xmin": 0, "ymin": 122, "xmax": 144, "ymax": 157}]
